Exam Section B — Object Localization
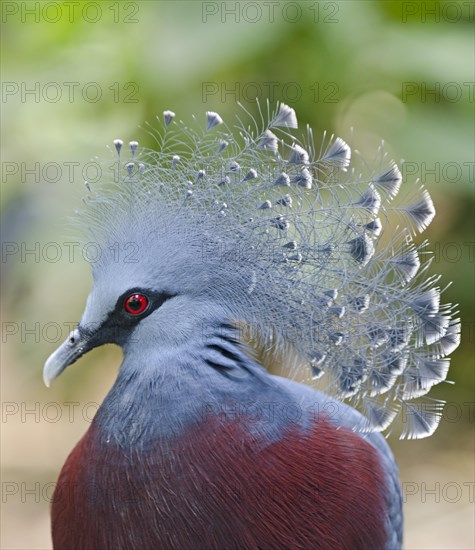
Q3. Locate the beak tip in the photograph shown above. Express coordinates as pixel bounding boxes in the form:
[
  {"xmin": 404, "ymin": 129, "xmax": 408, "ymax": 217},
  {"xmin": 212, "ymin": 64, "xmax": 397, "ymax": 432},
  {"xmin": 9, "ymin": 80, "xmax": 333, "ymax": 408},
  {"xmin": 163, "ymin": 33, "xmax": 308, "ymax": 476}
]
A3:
[
  {"xmin": 43, "ymin": 348, "xmax": 64, "ymax": 388},
  {"xmin": 42, "ymin": 361, "xmax": 55, "ymax": 388},
  {"xmin": 43, "ymin": 328, "xmax": 88, "ymax": 387}
]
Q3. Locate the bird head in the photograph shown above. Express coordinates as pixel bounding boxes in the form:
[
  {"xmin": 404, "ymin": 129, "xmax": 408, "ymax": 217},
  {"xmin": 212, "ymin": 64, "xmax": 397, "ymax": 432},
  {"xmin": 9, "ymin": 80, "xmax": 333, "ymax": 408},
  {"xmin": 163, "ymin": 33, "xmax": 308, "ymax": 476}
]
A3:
[
  {"xmin": 43, "ymin": 103, "xmax": 460, "ymax": 439},
  {"xmin": 42, "ymin": 211, "xmax": 256, "ymax": 386}
]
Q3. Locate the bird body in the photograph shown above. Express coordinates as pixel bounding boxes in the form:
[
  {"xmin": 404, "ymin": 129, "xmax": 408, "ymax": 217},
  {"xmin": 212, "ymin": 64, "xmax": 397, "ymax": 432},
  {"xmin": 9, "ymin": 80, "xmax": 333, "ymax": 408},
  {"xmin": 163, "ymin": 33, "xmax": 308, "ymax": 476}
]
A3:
[
  {"xmin": 51, "ymin": 352, "xmax": 400, "ymax": 549},
  {"xmin": 44, "ymin": 102, "xmax": 458, "ymax": 549}
]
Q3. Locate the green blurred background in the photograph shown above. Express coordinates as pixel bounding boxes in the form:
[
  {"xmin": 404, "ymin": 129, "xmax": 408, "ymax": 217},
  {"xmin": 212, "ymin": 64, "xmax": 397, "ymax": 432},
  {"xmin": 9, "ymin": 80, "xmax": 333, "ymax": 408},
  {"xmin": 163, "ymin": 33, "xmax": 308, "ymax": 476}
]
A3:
[{"xmin": 1, "ymin": 1, "xmax": 474, "ymax": 548}]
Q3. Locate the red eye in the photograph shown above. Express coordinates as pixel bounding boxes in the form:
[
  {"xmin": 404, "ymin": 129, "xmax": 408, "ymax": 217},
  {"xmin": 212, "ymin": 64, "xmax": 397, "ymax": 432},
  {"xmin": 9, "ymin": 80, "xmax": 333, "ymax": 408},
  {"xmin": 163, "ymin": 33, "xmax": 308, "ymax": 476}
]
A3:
[{"xmin": 124, "ymin": 294, "xmax": 149, "ymax": 315}]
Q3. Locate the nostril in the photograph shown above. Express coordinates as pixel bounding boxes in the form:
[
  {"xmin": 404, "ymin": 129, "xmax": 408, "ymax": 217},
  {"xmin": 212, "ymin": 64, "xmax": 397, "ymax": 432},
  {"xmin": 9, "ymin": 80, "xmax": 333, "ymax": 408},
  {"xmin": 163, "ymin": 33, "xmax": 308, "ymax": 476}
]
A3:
[{"xmin": 69, "ymin": 329, "xmax": 80, "ymax": 345}]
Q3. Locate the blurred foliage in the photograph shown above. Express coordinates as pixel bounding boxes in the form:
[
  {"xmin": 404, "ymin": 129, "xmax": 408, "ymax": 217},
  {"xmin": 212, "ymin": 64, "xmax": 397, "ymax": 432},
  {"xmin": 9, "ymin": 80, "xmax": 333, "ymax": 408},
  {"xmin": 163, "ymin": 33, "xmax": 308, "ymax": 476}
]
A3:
[{"xmin": 1, "ymin": 1, "xmax": 474, "ymax": 549}]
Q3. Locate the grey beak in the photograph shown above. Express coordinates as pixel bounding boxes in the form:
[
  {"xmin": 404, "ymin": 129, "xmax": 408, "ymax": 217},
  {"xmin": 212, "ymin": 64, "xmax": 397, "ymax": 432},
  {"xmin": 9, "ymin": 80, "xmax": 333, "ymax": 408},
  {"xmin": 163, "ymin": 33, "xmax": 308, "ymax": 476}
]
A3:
[{"xmin": 43, "ymin": 328, "xmax": 89, "ymax": 387}]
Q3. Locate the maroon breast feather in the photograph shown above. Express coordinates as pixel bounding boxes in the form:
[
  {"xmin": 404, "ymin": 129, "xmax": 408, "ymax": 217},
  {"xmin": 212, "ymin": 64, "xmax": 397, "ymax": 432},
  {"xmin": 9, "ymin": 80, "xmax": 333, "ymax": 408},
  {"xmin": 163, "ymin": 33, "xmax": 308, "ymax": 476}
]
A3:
[{"xmin": 52, "ymin": 416, "xmax": 387, "ymax": 550}]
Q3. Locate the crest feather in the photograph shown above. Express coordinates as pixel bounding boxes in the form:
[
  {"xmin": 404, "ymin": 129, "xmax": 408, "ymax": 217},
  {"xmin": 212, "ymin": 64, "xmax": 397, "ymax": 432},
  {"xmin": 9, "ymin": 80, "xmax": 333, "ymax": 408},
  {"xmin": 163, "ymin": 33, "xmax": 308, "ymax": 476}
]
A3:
[{"xmin": 79, "ymin": 101, "xmax": 459, "ymax": 440}]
